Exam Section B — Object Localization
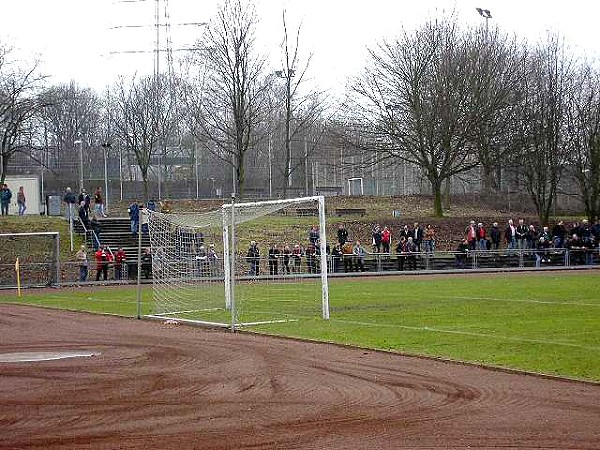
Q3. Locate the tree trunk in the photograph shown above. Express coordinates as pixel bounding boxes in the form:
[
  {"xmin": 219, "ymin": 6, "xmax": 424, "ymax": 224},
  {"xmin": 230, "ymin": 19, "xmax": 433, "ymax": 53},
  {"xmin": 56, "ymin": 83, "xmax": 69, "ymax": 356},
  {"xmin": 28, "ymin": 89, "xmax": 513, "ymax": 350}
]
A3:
[{"xmin": 433, "ymin": 180, "xmax": 444, "ymax": 217}]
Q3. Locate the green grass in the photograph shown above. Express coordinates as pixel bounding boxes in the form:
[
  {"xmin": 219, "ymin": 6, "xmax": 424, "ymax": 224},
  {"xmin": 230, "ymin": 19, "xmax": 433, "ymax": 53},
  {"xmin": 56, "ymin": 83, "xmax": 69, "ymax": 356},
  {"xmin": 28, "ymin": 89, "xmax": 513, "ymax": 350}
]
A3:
[{"xmin": 3, "ymin": 271, "xmax": 600, "ymax": 381}]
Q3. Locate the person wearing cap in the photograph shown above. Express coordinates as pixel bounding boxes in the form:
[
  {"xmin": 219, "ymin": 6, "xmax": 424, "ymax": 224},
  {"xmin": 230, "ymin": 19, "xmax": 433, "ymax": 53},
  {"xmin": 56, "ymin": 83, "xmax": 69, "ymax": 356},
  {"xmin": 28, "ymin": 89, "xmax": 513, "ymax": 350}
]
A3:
[{"xmin": 75, "ymin": 245, "xmax": 88, "ymax": 282}]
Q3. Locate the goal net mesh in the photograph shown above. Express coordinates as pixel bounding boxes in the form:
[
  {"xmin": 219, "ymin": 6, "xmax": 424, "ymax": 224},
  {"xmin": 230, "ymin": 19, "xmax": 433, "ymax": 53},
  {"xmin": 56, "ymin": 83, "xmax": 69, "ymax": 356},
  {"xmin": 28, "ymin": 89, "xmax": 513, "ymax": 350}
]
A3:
[{"xmin": 146, "ymin": 196, "xmax": 329, "ymax": 329}]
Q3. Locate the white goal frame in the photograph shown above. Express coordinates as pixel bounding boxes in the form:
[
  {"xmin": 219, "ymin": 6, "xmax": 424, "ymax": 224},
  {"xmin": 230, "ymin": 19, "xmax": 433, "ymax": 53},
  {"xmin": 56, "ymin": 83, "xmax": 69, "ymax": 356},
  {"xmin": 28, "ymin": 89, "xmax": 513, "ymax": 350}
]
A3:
[{"xmin": 145, "ymin": 195, "xmax": 330, "ymax": 330}]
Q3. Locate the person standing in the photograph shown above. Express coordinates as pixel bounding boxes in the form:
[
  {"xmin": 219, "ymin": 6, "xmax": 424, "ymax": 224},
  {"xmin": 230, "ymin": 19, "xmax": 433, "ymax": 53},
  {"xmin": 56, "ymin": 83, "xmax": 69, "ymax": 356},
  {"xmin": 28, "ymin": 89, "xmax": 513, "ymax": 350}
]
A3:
[
  {"xmin": 246, "ymin": 241, "xmax": 260, "ymax": 276},
  {"xmin": 489, "ymin": 222, "xmax": 501, "ymax": 250},
  {"xmin": 371, "ymin": 225, "xmax": 382, "ymax": 253},
  {"xmin": 308, "ymin": 225, "xmax": 319, "ymax": 246},
  {"xmin": 292, "ymin": 244, "xmax": 303, "ymax": 273},
  {"xmin": 78, "ymin": 189, "xmax": 91, "ymax": 215},
  {"xmin": 75, "ymin": 245, "xmax": 89, "ymax": 282},
  {"xmin": 268, "ymin": 244, "xmax": 280, "ymax": 275},
  {"xmin": 128, "ymin": 201, "xmax": 140, "ymax": 236},
  {"xmin": 63, "ymin": 187, "xmax": 77, "ymax": 222},
  {"xmin": 423, "ymin": 224, "xmax": 435, "ymax": 254},
  {"xmin": 141, "ymin": 247, "xmax": 153, "ymax": 279},
  {"xmin": 94, "ymin": 187, "xmax": 106, "ymax": 217},
  {"xmin": 516, "ymin": 219, "xmax": 528, "ymax": 250},
  {"xmin": 337, "ymin": 223, "xmax": 348, "ymax": 246},
  {"xmin": 16, "ymin": 186, "xmax": 26, "ymax": 216},
  {"xmin": 0, "ymin": 184, "xmax": 12, "ymax": 215},
  {"xmin": 207, "ymin": 244, "xmax": 219, "ymax": 276},
  {"xmin": 381, "ymin": 226, "xmax": 391, "ymax": 253},
  {"xmin": 114, "ymin": 247, "xmax": 126, "ymax": 280},
  {"xmin": 95, "ymin": 246, "xmax": 111, "ymax": 281},
  {"xmin": 411, "ymin": 222, "xmax": 423, "ymax": 252},
  {"xmin": 352, "ymin": 240, "xmax": 366, "ymax": 272},
  {"xmin": 466, "ymin": 220, "xmax": 477, "ymax": 250},
  {"xmin": 505, "ymin": 219, "xmax": 517, "ymax": 250},
  {"xmin": 78, "ymin": 200, "xmax": 90, "ymax": 228}
]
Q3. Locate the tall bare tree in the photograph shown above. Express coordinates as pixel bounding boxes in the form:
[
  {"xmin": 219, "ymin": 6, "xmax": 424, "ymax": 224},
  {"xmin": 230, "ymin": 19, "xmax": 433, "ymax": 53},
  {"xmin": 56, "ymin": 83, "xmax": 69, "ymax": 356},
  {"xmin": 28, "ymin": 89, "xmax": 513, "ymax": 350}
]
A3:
[
  {"xmin": 37, "ymin": 82, "xmax": 101, "ymax": 178},
  {"xmin": 185, "ymin": 0, "xmax": 271, "ymax": 198},
  {"xmin": 110, "ymin": 74, "xmax": 178, "ymax": 200},
  {"xmin": 0, "ymin": 44, "xmax": 47, "ymax": 183},
  {"xmin": 465, "ymin": 28, "xmax": 524, "ymax": 194},
  {"xmin": 346, "ymin": 19, "xmax": 487, "ymax": 216},
  {"xmin": 564, "ymin": 62, "xmax": 600, "ymax": 223},
  {"xmin": 511, "ymin": 35, "xmax": 572, "ymax": 224},
  {"xmin": 272, "ymin": 10, "xmax": 327, "ymax": 196}
]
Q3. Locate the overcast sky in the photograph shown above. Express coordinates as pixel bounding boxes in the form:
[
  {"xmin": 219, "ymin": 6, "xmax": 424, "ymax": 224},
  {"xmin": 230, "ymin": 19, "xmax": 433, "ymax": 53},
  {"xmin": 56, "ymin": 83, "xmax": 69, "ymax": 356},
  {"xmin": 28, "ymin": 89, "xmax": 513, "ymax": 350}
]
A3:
[{"xmin": 2, "ymin": 0, "xmax": 599, "ymax": 94}]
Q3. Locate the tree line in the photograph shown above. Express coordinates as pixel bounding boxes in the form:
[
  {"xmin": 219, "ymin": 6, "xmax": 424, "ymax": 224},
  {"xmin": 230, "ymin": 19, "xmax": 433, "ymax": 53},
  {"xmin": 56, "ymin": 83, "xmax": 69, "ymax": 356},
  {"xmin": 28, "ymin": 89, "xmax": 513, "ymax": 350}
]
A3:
[{"xmin": 0, "ymin": 1, "xmax": 599, "ymax": 224}]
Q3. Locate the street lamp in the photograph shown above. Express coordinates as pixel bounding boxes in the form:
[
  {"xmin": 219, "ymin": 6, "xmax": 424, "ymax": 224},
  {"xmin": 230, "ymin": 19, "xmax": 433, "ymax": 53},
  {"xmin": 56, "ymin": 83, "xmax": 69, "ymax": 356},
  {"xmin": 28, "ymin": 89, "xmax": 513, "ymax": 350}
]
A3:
[
  {"xmin": 476, "ymin": 7, "xmax": 492, "ymax": 34},
  {"xmin": 74, "ymin": 139, "xmax": 83, "ymax": 192},
  {"xmin": 275, "ymin": 69, "xmax": 295, "ymax": 191},
  {"xmin": 101, "ymin": 142, "xmax": 111, "ymax": 213}
]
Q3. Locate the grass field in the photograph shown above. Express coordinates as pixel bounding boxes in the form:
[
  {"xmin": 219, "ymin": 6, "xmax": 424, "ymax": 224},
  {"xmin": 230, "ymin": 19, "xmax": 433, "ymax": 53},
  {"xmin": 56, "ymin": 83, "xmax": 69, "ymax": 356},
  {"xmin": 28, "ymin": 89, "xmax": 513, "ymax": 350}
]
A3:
[{"xmin": 2, "ymin": 270, "xmax": 599, "ymax": 381}]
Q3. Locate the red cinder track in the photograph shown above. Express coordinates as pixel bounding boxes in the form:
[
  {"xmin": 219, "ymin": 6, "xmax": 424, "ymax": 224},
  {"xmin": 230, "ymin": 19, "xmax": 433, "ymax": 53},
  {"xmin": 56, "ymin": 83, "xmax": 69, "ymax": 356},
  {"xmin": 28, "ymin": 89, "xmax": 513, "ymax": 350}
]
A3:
[{"xmin": 1, "ymin": 304, "xmax": 599, "ymax": 449}]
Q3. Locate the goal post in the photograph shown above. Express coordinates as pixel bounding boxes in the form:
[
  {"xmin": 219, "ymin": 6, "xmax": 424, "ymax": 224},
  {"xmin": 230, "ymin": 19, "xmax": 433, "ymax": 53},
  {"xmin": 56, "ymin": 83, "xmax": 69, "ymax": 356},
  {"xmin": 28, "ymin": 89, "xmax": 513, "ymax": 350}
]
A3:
[{"xmin": 145, "ymin": 196, "xmax": 330, "ymax": 329}]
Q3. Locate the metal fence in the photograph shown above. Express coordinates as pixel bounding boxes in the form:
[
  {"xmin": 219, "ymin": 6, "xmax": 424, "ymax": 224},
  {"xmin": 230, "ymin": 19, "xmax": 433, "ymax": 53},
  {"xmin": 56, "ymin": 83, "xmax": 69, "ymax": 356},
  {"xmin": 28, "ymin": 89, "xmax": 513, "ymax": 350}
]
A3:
[{"xmin": 1, "ymin": 247, "xmax": 598, "ymax": 290}]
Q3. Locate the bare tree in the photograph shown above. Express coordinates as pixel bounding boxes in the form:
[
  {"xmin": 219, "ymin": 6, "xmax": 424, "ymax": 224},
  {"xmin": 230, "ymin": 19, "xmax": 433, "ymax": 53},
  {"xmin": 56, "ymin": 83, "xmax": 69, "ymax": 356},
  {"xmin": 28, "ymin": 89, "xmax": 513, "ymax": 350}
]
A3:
[
  {"xmin": 346, "ymin": 19, "xmax": 486, "ymax": 216},
  {"xmin": 465, "ymin": 28, "xmax": 524, "ymax": 194},
  {"xmin": 0, "ymin": 44, "xmax": 47, "ymax": 183},
  {"xmin": 110, "ymin": 74, "xmax": 178, "ymax": 200},
  {"xmin": 37, "ymin": 82, "xmax": 101, "ymax": 179},
  {"xmin": 564, "ymin": 62, "xmax": 600, "ymax": 223},
  {"xmin": 272, "ymin": 10, "xmax": 328, "ymax": 196},
  {"xmin": 511, "ymin": 35, "xmax": 572, "ymax": 225},
  {"xmin": 185, "ymin": 0, "xmax": 271, "ymax": 198}
]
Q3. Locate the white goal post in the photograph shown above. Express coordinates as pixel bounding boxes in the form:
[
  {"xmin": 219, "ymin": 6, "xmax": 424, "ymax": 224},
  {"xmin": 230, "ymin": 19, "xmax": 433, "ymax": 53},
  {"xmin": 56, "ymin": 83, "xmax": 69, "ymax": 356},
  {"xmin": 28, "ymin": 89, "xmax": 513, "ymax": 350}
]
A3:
[{"xmin": 144, "ymin": 196, "xmax": 330, "ymax": 330}]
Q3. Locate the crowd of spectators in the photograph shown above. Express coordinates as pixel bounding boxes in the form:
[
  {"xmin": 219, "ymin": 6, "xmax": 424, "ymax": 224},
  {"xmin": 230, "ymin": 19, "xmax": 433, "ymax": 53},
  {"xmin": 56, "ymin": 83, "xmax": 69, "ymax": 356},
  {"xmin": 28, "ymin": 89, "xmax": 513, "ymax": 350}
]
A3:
[{"xmin": 244, "ymin": 218, "xmax": 600, "ymax": 276}]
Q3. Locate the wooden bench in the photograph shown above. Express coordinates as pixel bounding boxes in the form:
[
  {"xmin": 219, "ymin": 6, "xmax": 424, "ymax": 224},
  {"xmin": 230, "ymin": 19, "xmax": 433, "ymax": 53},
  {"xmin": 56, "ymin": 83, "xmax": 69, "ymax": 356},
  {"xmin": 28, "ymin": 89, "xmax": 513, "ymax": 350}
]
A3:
[{"xmin": 335, "ymin": 208, "xmax": 366, "ymax": 217}]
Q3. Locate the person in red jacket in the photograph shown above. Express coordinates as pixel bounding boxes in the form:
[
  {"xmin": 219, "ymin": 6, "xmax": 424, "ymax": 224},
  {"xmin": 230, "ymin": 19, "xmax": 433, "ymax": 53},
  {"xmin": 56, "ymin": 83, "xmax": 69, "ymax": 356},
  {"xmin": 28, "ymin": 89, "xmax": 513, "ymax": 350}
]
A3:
[
  {"xmin": 114, "ymin": 247, "xmax": 126, "ymax": 280},
  {"xmin": 381, "ymin": 226, "xmax": 391, "ymax": 253},
  {"xmin": 95, "ymin": 246, "xmax": 112, "ymax": 281}
]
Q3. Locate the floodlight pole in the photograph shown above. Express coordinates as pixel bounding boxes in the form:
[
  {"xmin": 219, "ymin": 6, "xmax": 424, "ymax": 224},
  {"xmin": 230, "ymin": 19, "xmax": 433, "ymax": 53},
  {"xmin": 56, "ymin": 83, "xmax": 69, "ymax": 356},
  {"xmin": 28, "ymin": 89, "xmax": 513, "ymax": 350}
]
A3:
[
  {"xmin": 476, "ymin": 7, "xmax": 492, "ymax": 36},
  {"xmin": 75, "ymin": 139, "xmax": 83, "ymax": 192}
]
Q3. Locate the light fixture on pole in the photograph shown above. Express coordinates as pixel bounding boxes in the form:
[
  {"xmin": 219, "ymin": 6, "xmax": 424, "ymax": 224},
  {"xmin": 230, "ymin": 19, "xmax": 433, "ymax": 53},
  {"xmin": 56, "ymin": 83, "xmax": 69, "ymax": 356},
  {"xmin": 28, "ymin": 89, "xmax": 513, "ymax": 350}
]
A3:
[
  {"xmin": 101, "ymin": 142, "xmax": 111, "ymax": 213},
  {"xmin": 476, "ymin": 7, "xmax": 492, "ymax": 34},
  {"xmin": 275, "ymin": 69, "xmax": 295, "ymax": 191},
  {"xmin": 74, "ymin": 139, "xmax": 83, "ymax": 192}
]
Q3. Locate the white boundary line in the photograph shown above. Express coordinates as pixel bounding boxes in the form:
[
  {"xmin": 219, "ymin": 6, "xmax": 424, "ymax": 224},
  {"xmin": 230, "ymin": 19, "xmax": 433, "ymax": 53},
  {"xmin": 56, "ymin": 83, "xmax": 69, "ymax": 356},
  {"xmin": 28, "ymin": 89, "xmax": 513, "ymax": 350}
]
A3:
[
  {"xmin": 332, "ymin": 319, "xmax": 600, "ymax": 352},
  {"xmin": 428, "ymin": 295, "xmax": 600, "ymax": 308}
]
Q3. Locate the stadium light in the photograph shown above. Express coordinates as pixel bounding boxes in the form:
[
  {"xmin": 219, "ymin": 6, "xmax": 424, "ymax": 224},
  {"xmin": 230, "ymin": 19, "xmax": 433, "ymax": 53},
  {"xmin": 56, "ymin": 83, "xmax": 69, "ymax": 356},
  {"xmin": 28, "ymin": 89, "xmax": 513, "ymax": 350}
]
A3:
[
  {"xmin": 74, "ymin": 138, "xmax": 83, "ymax": 192},
  {"xmin": 476, "ymin": 7, "xmax": 492, "ymax": 34}
]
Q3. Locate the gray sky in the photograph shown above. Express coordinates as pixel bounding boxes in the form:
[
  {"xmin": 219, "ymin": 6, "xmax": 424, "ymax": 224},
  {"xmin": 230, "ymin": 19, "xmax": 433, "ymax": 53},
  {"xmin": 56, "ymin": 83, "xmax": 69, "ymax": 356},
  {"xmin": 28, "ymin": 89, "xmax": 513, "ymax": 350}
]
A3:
[{"xmin": 2, "ymin": 0, "xmax": 599, "ymax": 94}]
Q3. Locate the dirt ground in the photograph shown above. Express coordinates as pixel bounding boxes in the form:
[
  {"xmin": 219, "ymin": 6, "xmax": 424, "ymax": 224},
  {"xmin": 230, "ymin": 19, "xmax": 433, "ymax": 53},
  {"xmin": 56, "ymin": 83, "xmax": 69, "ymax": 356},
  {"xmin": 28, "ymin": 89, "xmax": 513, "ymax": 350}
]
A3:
[{"xmin": 1, "ymin": 304, "xmax": 599, "ymax": 450}]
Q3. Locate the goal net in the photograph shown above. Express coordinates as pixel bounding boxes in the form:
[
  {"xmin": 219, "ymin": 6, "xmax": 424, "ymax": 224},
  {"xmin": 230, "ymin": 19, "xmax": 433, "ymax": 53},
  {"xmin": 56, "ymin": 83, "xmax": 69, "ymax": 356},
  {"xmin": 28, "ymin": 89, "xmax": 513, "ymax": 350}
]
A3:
[
  {"xmin": 145, "ymin": 196, "xmax": 329, "ymax": 329},
  {"xmin": 0, "ymin": 232, "xmax": 60, "ymax": 288}
]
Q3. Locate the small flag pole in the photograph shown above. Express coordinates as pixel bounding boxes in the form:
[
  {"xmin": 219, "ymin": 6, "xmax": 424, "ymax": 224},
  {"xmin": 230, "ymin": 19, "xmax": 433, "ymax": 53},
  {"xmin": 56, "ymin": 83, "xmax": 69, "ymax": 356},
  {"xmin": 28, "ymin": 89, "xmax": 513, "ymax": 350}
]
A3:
[{"xmin": 15, "ymin": 257, "xmax": 21, "ymax": 297}]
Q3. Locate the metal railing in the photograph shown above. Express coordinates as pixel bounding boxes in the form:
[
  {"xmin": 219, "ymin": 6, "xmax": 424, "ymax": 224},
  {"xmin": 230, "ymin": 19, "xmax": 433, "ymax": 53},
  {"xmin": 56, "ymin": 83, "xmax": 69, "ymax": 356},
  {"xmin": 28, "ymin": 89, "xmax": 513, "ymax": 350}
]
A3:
[{"xmin": 1, "ymin": 247, "xmax": 598, "ymax": 289}]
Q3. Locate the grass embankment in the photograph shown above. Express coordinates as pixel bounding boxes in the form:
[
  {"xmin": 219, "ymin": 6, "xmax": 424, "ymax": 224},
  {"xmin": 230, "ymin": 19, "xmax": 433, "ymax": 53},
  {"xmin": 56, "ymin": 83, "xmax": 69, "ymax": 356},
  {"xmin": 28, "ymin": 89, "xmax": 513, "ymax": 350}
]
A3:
[{"xmin": 3, "ymin": 271, "xmax": 599, "ymax": 382}]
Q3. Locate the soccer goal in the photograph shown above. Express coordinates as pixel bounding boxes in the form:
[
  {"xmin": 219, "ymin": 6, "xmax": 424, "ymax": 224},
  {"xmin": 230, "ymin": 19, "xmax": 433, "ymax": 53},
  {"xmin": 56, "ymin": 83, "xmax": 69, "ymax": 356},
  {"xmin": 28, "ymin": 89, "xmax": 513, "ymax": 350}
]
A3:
[
  {"xmin": 145, "ymin": 196, "xmax": 329, "ymax": 330},
  {"xmin": 0, "ymin": 232, "xmax": 60, "ymax": 288}
]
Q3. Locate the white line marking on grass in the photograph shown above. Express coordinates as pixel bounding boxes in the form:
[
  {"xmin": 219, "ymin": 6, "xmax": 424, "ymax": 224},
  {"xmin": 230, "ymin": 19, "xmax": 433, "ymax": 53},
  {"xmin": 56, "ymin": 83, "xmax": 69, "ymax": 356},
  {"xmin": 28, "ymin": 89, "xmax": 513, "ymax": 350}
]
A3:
[
  {"xmin": 333, "ymin": 320, "xmax": 600, "ymax": 352},
  {"xmin": 431, "ymin": 296, "xmax": 600, "ymax": 307}
]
